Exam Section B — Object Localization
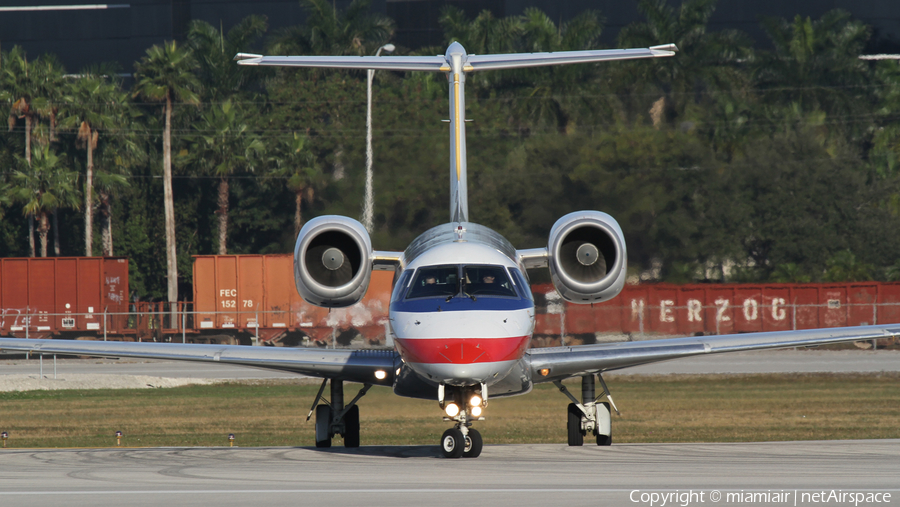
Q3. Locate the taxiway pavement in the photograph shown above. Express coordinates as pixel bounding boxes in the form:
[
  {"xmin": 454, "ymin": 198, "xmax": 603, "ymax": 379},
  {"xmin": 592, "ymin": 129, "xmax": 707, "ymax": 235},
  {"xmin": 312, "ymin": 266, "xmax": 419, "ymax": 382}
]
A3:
[{"xmin": 1, "ymin": 441, "xmax": 897, "ymax": 507}]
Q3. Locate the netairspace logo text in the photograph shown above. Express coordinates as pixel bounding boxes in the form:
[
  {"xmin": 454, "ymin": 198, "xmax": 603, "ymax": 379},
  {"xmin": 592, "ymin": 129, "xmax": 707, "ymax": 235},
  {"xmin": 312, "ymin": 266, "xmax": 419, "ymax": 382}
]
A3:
[{"xmin": 630, "ymin": 489, "xmax": 892, "ymax": 507}]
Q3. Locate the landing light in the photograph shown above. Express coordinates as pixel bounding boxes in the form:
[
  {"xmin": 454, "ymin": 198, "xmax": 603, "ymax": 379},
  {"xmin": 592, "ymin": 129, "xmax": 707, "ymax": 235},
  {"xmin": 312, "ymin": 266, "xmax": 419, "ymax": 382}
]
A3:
[
  {"xmin": 469, "ymin": 395, "xmax": 482, "ymax": 407},
  {"xmin": 471, "ymin": 406, "xmax": 483, "ymax": 417},
  {"xmin": 539, "ymin": 368, "xmax": 551, "ymax": 376},
  {"xmin": 374, "ymin": 370, "xmax": 387, "ymax": 380},
  {"xmin": 445, "ymin": 403, "xmax": 460, "ymax": 417}
]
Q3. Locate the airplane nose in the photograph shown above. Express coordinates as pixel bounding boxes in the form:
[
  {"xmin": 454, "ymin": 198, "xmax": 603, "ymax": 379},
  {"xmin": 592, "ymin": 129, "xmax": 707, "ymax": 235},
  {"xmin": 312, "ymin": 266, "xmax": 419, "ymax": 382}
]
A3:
[{"xmin": 441, "ymin": 341, "xmax": 487, "ymax": 363}]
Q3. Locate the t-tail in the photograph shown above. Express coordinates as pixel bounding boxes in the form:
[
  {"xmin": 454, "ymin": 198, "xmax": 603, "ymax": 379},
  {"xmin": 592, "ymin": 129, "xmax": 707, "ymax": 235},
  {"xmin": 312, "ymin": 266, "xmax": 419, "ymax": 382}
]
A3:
[
  {"xmin": 445, "ymin": 42, "xmax": 469, "ymax": 223},
  {"xmin": 236, "ymin": 42, "xmax": 677, "ymax": 225}
]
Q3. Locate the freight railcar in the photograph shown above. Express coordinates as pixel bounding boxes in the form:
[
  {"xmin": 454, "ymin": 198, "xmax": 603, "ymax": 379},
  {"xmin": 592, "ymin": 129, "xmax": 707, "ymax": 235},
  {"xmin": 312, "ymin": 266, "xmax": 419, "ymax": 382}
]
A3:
[
  {"xmin": 3, "ymin": 254, "xmax": 900, "ymax": 347},
  {"xmin": 190, "ymin": 255, "xmax": 391, "ymax": 346},
  {"xmin": 532, "ymin": 282, "xmax": 900, "ymax": 346},
  {"xmin": 0, "ymin": 257, "xmax": 130, "ymax": 339}
]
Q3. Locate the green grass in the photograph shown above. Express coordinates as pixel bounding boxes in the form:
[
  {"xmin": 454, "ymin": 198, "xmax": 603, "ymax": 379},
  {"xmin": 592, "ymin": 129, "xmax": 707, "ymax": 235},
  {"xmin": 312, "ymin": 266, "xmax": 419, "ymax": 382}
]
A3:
[{"xmin": 1, "ymin": 373, "xmax": 899, "ymax": 448}]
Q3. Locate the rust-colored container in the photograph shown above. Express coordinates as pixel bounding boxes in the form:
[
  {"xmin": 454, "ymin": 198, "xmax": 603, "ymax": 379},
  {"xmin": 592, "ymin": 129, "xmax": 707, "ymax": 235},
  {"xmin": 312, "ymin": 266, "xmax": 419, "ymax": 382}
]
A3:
[
  {"xmin": 532, "ymin": 281, "xmax": 900, "ymax": 341},
  {"xmin": 192, "ymin": 255, "xmax": 392, "ymax": 346},
  {"xmin": 0, "ymin": 257, "xmax": 129, "ymax": 338}
]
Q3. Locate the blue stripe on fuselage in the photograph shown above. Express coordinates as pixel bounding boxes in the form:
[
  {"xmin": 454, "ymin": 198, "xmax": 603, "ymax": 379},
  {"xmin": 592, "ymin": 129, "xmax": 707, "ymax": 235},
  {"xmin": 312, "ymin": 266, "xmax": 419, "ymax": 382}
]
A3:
[{"xmin": 390, "ymin": 296, "xmax": 533, "ymax": 313}]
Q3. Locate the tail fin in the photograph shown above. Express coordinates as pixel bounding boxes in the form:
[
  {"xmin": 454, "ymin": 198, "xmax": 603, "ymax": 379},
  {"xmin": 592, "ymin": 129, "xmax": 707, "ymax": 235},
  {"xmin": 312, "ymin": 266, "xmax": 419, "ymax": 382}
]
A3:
[
  {"xmin": 445, "ymin": 42, "xmax": 469, "ymax": 223},
  {"xmin": 236, "ymin": 44, "xmax": 677, "ymax": 225}
]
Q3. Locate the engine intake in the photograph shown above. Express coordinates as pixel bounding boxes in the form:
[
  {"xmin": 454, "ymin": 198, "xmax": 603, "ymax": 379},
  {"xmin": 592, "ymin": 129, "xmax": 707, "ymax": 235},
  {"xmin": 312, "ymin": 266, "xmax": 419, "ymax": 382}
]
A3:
[
  {"xmin": 548, "ymin": 211, "xmax": 627, "ymax": 304},
  {"xmin": 294, "ymin": 216, "xmax": 373, "ymax": 307}
]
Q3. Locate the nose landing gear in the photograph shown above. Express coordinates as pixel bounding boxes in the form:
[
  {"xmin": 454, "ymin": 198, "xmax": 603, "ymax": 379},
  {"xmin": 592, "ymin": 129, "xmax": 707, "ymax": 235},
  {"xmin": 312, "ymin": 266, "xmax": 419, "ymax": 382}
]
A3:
[
  {"xmin": 438, "ymin": 384, "xmax": 486, "ymax": 458},
  {"xmin": 440, "ymin": 419, "xmax": 483, "ymax": 458}
]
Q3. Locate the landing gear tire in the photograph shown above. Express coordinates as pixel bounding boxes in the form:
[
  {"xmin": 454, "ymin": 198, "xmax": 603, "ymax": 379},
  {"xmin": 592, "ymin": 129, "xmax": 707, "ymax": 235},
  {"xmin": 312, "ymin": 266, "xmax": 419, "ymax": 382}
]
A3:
[
  {"xmin": 567, "ymin": 403, "xmax": 584, "ymax": 446},
  {"xmin": 596, "ymin": 433, "xmax": 612, "ymax": 446},
  {"xmin": 441, "ymin": 428, "xmax": 465, "ymax": 458},
  {"xmin": 343, "ymin": 405, "xmax": 360, "ymax": 448},
  {"xmin": 315, "ymin": 405, "xmax": 333, "ymax": 448},
  {"xmin": 462, "ymin": 428, "xmax": 483, "ymax": 458}
]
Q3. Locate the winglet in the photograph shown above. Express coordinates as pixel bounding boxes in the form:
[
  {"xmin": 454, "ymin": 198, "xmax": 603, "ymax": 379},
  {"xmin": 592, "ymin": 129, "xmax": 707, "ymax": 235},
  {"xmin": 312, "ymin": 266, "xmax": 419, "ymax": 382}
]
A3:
[
  {"xmin": 234, "ymin": 53, "xmax": 263, "ymax": 61},
  {"xmin": 649, "ymin": 44, "xmax": 679, "ymax": 54}
]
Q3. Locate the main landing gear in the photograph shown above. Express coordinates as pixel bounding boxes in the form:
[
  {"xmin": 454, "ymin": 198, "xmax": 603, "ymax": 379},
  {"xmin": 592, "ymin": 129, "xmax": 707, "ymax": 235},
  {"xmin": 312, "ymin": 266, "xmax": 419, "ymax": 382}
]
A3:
[
  {"xmin": 554, "ymin": 374, "xmax": 618, "ymax": 446},
  {"xmin": 308, "ymin": 378, "xmax": 371, "ymax": 448},
  {"xmin": 438, "ymin": 383, "xmax": 487, "ymax": 458}
]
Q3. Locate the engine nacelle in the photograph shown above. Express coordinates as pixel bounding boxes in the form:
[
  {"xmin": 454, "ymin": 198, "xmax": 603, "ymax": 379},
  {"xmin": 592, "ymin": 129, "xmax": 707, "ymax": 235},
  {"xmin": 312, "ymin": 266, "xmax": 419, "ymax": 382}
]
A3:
[
  {"xmin": 547, "ymin": 211, "xmax": 627, "ymax": 304},
  {"xmin": 294, "ymin": 216, "xmax": 373, "ymax": 307}
]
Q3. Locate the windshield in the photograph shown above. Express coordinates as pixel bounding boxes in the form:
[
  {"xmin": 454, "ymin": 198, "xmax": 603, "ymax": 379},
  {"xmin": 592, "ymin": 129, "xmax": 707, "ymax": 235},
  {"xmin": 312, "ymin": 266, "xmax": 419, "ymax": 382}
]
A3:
[
  {"xmin": 463, "ymin": 265, "xmax": 517, "ymax": 298},
  {"xmin": 406, "ymin": 265, "xmax": 459, "ymax": 299},
  {"xmin": 509, "ymin": 267, "xmax": 533, "ymax": 301},
  {"xmin": 405, "ymin": 264, "xmax": 519, "ymax": 300}
]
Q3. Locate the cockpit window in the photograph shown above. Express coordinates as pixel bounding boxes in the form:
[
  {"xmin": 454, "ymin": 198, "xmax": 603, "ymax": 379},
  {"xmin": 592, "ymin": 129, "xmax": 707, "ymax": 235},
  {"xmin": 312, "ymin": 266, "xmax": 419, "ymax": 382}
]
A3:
[
  {"xmin": 405, "ymin": 264, "xmax": 521, "ymax": 300},
  {"xmin": 463, "ymin": 265, "xmax": 517, "ymax": 298},
  {"xmin": 508, "ymin": 268, "xmax": 533, "ymax": 301},
  {"xmin": 391, "ymin": 270, "xmax": 414, "ymax": 302},
  {"xmin": 406, "ymin": 265, "xmax": 459, "ymax": 299}
]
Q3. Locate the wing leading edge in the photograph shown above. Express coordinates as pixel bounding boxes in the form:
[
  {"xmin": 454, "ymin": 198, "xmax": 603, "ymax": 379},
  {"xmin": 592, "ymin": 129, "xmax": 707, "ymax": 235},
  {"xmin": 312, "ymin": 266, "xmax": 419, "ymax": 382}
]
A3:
[
  {"xmin": 0, "ymin": 338, "xmax": 399, "ymax": 386},
  {"xmin": 528, "ymin": 324, "xmax": 900, "ymax": 383}
]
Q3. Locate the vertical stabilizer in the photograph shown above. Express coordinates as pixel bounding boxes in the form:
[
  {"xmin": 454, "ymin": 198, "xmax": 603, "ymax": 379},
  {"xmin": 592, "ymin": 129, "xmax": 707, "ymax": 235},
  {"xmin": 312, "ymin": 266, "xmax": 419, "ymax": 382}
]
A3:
[
  {"xmin": 445, "ymin": 42, "xmax": 469, "ymax": 223},
  {"xmin": 235, "ymin": 43, "xmax": 678, "ymax": 226}
]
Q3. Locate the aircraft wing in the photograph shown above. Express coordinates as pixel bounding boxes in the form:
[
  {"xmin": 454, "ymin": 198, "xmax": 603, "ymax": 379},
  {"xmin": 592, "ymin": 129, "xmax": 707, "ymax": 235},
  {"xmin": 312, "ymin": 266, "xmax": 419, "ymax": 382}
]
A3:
[
  {"xmin": 0, "ymin": 338, "xmax": 399, "ymax": 386},
  {"xmin": 527, "ymin": 324, "xmax": 900, "ymax": 383}
]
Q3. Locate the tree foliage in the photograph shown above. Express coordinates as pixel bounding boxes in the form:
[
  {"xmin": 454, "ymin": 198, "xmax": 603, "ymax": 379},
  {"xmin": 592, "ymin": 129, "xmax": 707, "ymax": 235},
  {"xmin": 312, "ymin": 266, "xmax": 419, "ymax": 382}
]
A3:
[{"xmin": 2, "ymin": 3, "xmax": 900, "ymax": 299}]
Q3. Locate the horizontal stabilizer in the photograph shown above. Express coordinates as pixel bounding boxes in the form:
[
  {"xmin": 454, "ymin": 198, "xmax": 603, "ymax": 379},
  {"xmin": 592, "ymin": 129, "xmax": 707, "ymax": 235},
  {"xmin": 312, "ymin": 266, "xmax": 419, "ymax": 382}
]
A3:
[
  {"xmin": 465, "ymin": 46, "xmax": 678, "ymax": 71},
  {"xmin": 236, "ymin": 54, "xmax": 447, "ymax": 72},
  {"xmin": 234, "ymin": 45, "xmax": 677, "ymax": 73}
]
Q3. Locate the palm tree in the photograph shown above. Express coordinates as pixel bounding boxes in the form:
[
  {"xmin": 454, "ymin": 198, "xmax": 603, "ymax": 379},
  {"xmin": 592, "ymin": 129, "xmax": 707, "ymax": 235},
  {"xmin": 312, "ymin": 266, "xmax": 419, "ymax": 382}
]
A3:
[
  {"xmin": 269, "ymin": 0, "xmax": 394, "ymax": 57},
  {"xmin": 2, "ymin": 47, "xmax": 40, "ymax": 256},
  {"xmin": 133, "ymin": 41, "xmax": 200, "ymax": 304},
  {"xmin": 268, "ymin": 0, "xmax": 393, "ymax": 187},
  {"xmin": 61, "ymin": 70, "xmax": 125, "ymax": 256},
  {"xmin": 755, "ymin": 10, "xmax": 871, "ymax": 118},
  {"xmin": 92, "ymin": 96, "xmax": 142, "ymax": 257},
  {"xmin": 29, "ymin": 54, "xmax": 69, "ymax": 144},
  {"xmin": 186, "ymin": 99, "xmax": 263, "ymax": 254},
  {"xmin": 10, "ymin": 144, "xmax": 80, "ymax": 257},
  {"xmin": 1, "ymin": 47, "xmax": 38, "ymax": 166},
  {"xmin": 514, "ymin": 8, "xmax": 607, "ymax": 131},
  {"xmin": 617, "ymin": 0, "xmax": 753, "ymax": 122},
  {"xmin": 188, "ymin": 15, "xmax": 268, "ymax": 101},
  {"xmin": 269, "ymin": 132, "xmax": 323, "ymax": 236},
  {"xmin": 93, "ymin": 169, "xmax": 130, "ymax": 256},
  {"xmin": 1, "ymin": 47, "xmax": 71, "ymax": 256}
]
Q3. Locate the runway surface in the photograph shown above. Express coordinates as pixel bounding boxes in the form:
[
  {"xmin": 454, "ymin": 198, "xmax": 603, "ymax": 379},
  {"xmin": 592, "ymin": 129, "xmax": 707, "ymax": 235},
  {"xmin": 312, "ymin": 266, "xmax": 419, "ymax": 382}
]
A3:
[
  {"xmin": 2, "ymin": 349, "xmax": 898, "ymax": 379},
  {"xmin": 1, "ymin": 441, "xmax": 897, "ymax": 507}
]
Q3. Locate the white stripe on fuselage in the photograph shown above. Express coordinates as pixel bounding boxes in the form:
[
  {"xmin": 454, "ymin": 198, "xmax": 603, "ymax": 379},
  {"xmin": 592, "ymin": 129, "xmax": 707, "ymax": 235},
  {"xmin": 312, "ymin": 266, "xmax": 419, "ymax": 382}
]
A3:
[{"xmin": 392, "ymin": 308, "xmax": 533, "ymax": 339}]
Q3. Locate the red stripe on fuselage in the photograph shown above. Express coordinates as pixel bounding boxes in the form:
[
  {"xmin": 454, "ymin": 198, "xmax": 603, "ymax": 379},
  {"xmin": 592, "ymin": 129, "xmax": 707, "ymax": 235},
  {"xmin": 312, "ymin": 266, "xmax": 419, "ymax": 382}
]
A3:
[{"xmin": 395, "ymin": 335, "xmax": 530, "ymax": 364}]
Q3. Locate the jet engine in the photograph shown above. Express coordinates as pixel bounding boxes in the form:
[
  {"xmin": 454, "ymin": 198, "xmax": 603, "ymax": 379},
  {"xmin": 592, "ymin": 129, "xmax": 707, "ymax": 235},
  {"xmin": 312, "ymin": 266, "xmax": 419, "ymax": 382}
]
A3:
[
  {"xmin": 547, "ymin": 211, "xmax": 627, "ymax": 304},
  {"xmin": 294, "ymin": 216, "xmax": 373, "ymax": 307}
]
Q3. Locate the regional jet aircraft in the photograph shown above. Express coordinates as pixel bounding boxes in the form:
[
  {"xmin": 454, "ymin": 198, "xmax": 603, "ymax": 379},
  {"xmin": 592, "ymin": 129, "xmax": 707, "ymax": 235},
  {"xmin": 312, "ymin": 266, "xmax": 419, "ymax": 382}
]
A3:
[{"xmin": 3, "ymin": 43, "xmax": 899, "ymax": 458}]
